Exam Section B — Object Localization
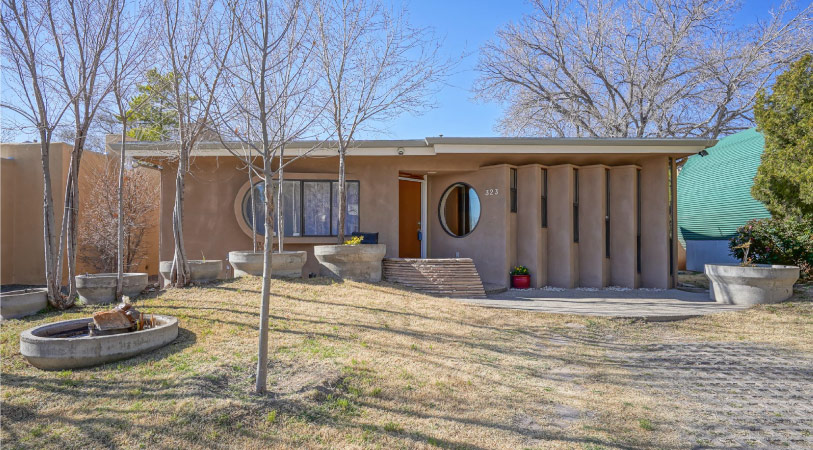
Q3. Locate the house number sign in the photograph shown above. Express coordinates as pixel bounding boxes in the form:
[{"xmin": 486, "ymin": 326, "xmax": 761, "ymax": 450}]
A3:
[{"xmin": 484, "ymin": 188, "xmax": 499, "ymax": 196}]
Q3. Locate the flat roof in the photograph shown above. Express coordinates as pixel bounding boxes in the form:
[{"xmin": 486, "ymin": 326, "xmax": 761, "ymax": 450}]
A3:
[{"xmin": 109, "ymin": 136, "xmax": 717, "ymax": 158}]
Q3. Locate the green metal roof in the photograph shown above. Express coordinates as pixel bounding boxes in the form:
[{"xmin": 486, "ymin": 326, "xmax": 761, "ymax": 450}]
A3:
[{"xmin": 677, "ymin": 128, "xmax": 770, "ymax": 242}]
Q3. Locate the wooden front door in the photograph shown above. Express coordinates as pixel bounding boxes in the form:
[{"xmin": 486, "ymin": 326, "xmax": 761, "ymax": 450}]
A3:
[{"xmin": 398, "ymin": 179, "xmax": 422, "ymax": 258}]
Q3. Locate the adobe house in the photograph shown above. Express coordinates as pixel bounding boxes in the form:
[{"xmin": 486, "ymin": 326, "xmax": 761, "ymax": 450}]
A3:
[{"xmin": 113, "ymin": 137, "xmax": 714, "ymax": 290}]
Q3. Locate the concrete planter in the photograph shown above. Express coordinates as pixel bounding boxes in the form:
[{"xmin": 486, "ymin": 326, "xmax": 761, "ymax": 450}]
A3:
[
  {"xmin": 75, "ymin": 273, "xmax": 149, "ymax": 305},
  {"xmin": 705, "ymin": 263, "xmax": 800, "ymax": 306},
  {"xmin": 314, "ymin": 244, "xmax": 387, "ymax": 282},
  {"xmin": 0, "ymin": 288, "xmax": 48, "ymax": 320},
  {"xmin": 159, "ymin": 260, "xmax": 223, "ymax": 284},
  {"xmin": 20, "ymin": 315, "xmax": 179, "ymax": 370},
  {"xmin": 228, "ymin": 250, "xmax": 307, "ymax": 278}
]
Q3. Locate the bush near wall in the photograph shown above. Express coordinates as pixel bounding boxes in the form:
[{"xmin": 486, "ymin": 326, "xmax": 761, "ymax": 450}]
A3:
[{"xmin": 729, "ymin": 217, "xmax": 813, "ymax": 278}]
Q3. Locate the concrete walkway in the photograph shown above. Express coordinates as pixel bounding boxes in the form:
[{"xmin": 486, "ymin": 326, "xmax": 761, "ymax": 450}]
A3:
[{"xmin": 459, "ymin": 287, "xmax": 748, "ymax": 320}]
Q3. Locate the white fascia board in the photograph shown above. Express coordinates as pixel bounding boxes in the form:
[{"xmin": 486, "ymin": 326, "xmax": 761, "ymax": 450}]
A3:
[{"xmin": 432, "ymin": 144, "xmax": 709, "ymax": 154}]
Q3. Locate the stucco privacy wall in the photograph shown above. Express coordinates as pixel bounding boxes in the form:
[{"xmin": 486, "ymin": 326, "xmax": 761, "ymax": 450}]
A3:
[
  {"xmin": 516, "ymin": 164, "xmax": 547, "ymax": 288},
  {"xmin": 640, "ymin": 156, "xmax": 671, "ymax": 289},
  {"xmin": 609, "ymin": 166, "xmax": 640, "ymax": 288},
  {"xmin": 0, "ymin": 143, "xmax": 160, "ymax": 286},
  {"xmin": 141, "ymin": 148, "xmax": 687, "ymax": 289},
  {"xmin": 547, "ymin": 165, "xmax": 578, "ymax": 288},
  {"xmin": 578, "ymin": 165, "xmax": 610, "ymax": 288}
]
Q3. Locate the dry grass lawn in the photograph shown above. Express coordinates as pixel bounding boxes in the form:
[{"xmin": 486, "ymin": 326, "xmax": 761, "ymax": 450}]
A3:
[{"xmin": 2, "ymin": 277, "xmax": 811, "ymax": 449}]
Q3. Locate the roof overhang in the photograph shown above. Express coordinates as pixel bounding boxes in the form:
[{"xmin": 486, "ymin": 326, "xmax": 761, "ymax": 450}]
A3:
[{"xmin": 108, "ymin": 136, "xmax": 717, "ymax": 158}]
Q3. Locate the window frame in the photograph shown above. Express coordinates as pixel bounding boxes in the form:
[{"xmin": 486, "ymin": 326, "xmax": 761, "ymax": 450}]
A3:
[
  {"xmin": 636, "ymin": 169, "xmax": 642, "ymax": 273},
  {"xmin": 242, "ymin": 179, "xmax": 360, "ymax": 238},
  {"xmin": 510, "ymin": 168, "xmax": 518, "ymax": 213},
  {"xmin": 541, "ymin": 168, "xmax": 548, "ymax": 228},
  {"xmin": 438, "ymin": 181, "xmax": 482, "ymax": 238},
  {"xmin": 573, "ymin": 169, "xmax": 579, "ymax": 243},
  {"xmin": 605, "ymin": 168, "xmax": 610, "ymax": 258}
]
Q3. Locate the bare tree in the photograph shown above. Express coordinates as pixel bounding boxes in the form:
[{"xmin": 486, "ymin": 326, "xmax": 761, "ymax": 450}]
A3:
[
  {"xmin": 1, "ymin": 0, "xmax": 76, "ymax": 308},
  {"xmin": 158, "ymin": 0, "xmax": 236, "ymax": 287},
  {"xmin": 314, "ymin": 0, "xmax": 450, "ymax": 243},
  {"xmin": 79, "ymin": 159, "xmax": 159, "ymax": 274},
  {"xmin": 108, "ymin": 0, "xmax": 158, "ymax": 301},
  {"xmin": 476, "ymin": 0, "xmax": 813, "ymax": 138},
  {"xmin": 48, "ymin": 0, "xmax": 119, "ymax": 303},
  {"xmin": 216, "ymin": 0, "xmax": 324, "ymax": 394}
]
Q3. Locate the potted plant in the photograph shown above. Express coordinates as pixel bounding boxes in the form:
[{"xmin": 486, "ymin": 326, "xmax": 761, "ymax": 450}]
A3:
[
  {"xmin": 314, "ymin": 235, "xmax": 387, "ymax": 282},
  {"xmin": 510, "ymin": 265, "xmax": 531, "ymax": 289},
  {"xmin": 705, "ymin": 230, "xmax": 800, "ymax": 305}
]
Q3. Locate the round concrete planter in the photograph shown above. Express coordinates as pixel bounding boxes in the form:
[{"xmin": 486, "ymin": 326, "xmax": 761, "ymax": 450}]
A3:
[
  {"xmin": 0, "ymin": 288, "xmax": 48, "ymax": 320},
  {"xmin": 159, "ymin": 260, "xmax": 223, "ymax": 284},
  {"xmin": 705, "ymin": 264, "xmax": 800, "ymax": 306},
  {"xmin": 228, "ymin": 250, "xmax": 307, "ymax": 278},
  {"xmin": 75, "ymin": 273, "xmax": 149, "ymax": 305},
  {"xmin": 314, "ymin": 244, "xmax": 387, "ymax": 282},
  {"xmin": 20, "ymin": 315, "xmax": 179, "ymax": 370}
]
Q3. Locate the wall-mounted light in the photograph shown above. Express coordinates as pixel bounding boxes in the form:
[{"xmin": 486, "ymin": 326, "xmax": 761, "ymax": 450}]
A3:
[
  {"xmin": 698, "ymin": 149, "xmax": 709, "ymax": 157},
  {"xmin": 397, "ymin": 147, "xmax": 404, "ymax": 155}
]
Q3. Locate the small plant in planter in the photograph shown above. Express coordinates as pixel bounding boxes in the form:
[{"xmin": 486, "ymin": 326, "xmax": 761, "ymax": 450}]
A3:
[
  {"xmin": 510, "ymin": 265, "xmax": 531, "ymax": 289},
  {"xmin": 344, "ymin": 235, "xmax": 364, "ymax": 245}
]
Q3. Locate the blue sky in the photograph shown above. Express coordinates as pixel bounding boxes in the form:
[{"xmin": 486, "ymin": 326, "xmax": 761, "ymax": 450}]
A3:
[{"xmin": 371, "ymin": 0, "xmax": 785, "ymax": 140}]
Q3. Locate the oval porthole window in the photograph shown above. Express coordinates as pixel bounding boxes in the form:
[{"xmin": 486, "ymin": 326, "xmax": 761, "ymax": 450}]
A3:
[
  {"xmin": 242, "ymin": 181, "xmax": 267, "ymax": 236},
  {"xmin": 439, "ymin": 182, "xmax": 481, "ymax": 237}
]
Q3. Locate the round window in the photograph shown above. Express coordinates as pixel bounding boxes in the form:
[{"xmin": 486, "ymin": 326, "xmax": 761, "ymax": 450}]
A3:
[
  {"xmin": 242, "ymin": 181, "xmax": 267, "ymax": 236},
  {"xmin": 439, "ymin": 182, "xmax": 481, "ymax": 237}
]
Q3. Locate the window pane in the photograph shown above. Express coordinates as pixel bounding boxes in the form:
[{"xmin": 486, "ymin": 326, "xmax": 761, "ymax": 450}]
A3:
[
  {"xmin": 304, "ymin": 182, "xmax": 330, "ymax": 235},
  {"xmin": 243, "ymin": 182, "xmax": 267, "ymax": 236},
  {"xmin": 272, "ymin": 180, "xmax": 301, "ymax": 237},
  {"xmin": 331, "ymin": 182, "xmax": 359, "ymax": 235}
]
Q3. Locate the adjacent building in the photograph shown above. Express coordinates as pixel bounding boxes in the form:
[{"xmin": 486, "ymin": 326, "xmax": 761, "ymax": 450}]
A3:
[{"xmin": 677, "ymin": 129, "xmax": 771, "ymax": 272}]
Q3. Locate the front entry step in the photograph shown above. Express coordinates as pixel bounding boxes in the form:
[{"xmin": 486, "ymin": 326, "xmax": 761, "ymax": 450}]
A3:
[{"xmin": 382, "ymin": 258, "xmax": 487, "ymax": 298}]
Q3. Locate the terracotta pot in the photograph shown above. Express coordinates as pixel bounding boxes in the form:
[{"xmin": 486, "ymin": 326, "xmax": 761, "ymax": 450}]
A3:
[{"xmin": 511, "ymin": 274, "xmax": 530, "ymax": 289}]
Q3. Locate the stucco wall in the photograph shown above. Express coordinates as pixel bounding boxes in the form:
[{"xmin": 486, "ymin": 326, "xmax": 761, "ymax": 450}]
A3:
[
  {"xmin": 429, "ymin": 165, "xmax": 512, "ymax": 287},
  {"xmin": 516, "ymin": 164, "xmax": 546, "ymax": 288},
  {"xmin": 640, "ymin": 156, "xmax": 670, "ymax": 288},
  {"xmin": 686, "ymin": 239, "xmax": 738, "ymax": 272},
  {"xmin": 578, "ymin": 165, "xmax": 610, "ymax": 287},
  {"xmin": 609, "ymin": 166, "xmax": 640, "ymax": 288},
  {"xmin": 1, "ymin": 143, "xmax": 160, "ymax": 286}
]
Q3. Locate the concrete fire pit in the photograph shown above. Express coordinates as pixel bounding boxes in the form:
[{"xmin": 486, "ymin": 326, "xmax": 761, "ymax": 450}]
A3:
[
  {"xmin": 20, "ymin": 315, "xmax": 179, "ymax": 370},
  {"xmin": 1, "ymin": 288, "xmax": 48, "ymax": 320},
  {"xmin": 228, "ymin": 250, "xmax": 307, "ymax": 278},
  {"xmin": 75, "ymin": 273, "xmax": 149, "ymax": 305},
  {"xmin": 314, "ymin": 244, "xmax": 387, "ymax": 282},
  {"xmin": 160, "ymin": 260, "xmax": 223, "ymax": 284},
  {"xmin": 705, "ymin": 264, "xmax": 800, "ymax": 306}
]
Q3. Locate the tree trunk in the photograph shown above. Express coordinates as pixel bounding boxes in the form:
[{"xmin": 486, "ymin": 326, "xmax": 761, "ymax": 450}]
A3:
[
  {"xmin": 255, "ymin": 161, "xmax": 274, "ymax": 394},
  {"xmin": 170, "ymin": 146, "xmax": 191, "ymax": 287},
  {"xmin": 116, "ymin": 122, "xmax": 127, "ymax": 301},
  {"xmin": 40, "ymin": 136, "xmax": 64, "ymax": 308},
  {"xmin": 336, "ymin": 146, "xmax": 347, "ymax": 243}
]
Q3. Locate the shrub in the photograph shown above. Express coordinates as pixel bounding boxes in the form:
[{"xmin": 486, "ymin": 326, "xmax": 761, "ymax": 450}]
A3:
[
  {"xmin": 729, "ymin": 217, "xmax": 813, "ymax": 277},
  {"xmin": 79, "ymin": 160, "xmax": 159, "ymax": 273}
]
